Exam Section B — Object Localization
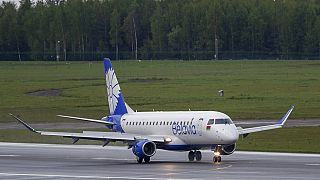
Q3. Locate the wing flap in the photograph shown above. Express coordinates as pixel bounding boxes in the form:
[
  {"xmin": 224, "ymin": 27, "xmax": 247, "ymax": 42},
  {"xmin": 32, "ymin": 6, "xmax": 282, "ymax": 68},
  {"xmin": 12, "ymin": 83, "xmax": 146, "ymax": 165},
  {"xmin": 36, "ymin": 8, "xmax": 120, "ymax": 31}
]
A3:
[
  {"xmin": 40, "ymin": 131, "xmax": 165, "ymax": 143},
  {"xmin": 238, "ymin": 124, "xmax": 282, "ymax": 135},
  {"xmin": 39, "ymin": 131, "xmax": 135, "ymax": 141}
]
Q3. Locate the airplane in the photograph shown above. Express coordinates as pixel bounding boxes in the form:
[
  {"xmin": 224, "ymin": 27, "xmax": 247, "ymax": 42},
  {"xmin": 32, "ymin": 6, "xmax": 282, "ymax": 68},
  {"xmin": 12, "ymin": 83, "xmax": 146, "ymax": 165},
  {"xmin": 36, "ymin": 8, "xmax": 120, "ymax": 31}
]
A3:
[{"xmin": 10, "ymin": 58, "xmax": 295, "ymax": 164}]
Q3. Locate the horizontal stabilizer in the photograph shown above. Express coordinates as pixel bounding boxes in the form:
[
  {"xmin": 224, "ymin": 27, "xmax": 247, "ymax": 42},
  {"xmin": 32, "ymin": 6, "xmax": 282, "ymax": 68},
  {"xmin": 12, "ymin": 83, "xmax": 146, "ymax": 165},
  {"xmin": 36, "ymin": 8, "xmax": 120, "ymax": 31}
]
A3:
[{"xmin": 57, "ymin": 115, "xmax": 114, "ymax": 125}]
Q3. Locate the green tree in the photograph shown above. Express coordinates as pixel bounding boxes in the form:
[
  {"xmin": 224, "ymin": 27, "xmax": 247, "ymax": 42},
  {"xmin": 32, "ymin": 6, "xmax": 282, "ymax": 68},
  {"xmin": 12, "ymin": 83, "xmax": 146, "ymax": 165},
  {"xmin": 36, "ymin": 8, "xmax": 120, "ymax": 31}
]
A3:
[{"xmin": 109, "ymin": 8, "xmax": 121, "ymax": 60}]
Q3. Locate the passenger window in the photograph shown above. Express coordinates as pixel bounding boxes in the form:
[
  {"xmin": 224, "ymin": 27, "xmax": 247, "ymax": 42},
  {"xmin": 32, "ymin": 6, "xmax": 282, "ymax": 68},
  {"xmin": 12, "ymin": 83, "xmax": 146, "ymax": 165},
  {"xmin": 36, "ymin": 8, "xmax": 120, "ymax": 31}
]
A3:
[
  {"xmin": 153, "ymin": 122, "xmax": 155, "ymax": 125},
  {"xmin": 139, "ymin": 122, "xmax": 141, "ymax": 125},
  {"xmin": 160, "ymin": 121, "xmax": 162, "ymax": 125},
  {"xmin": 170, "ymin": 122, "xmax": 172, "ymax": 125},
  {"xmin": 156, "ymin": 122, "xmax": 158, "ymax": 125},
  {"xmin": 126, "ymin": 122, "xmax": 128, "ymax": 125},
  {"xmin": 187, "ymin": 121, "xmax": 189, "ymax": 125},
  {"xmin": 143, "ymin": 122, "xmax": 145, "ymax": 125}
]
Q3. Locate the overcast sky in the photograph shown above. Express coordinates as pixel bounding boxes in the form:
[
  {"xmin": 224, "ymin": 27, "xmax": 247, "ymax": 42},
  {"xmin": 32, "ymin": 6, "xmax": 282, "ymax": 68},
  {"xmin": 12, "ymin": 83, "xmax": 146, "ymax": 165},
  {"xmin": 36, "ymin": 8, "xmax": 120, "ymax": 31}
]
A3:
[{"xmin": 0, "ymin": 0, "xmax": 20, "ymax": 5}]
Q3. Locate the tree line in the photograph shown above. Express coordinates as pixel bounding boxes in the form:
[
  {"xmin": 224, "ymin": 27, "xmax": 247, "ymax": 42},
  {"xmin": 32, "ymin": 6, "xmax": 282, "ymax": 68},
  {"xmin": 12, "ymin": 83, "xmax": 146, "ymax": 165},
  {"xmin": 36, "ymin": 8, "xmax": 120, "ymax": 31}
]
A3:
[{"xmin": 1, "ymin": 0, "xmax": 320, "ymax": 61}]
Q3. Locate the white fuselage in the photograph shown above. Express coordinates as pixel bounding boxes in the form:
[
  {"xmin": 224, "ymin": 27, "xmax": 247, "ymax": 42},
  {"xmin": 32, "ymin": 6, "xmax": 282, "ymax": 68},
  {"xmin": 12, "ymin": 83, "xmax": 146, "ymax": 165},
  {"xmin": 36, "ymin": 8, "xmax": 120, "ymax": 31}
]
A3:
[{"xmin": 121, "ymin": 111, "xmax": 239, "ymax": 147}]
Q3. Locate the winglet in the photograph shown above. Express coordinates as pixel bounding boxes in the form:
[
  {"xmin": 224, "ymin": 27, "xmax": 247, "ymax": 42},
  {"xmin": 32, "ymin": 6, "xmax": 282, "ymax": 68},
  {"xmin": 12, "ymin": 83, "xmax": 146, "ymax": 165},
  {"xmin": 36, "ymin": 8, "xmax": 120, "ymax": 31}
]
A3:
[
  {"xmin": 278, "ymin": 106, "xmax": 295, "ymax": 126},
  {"xmin": 9, "ymin": 113, "xmax": 38, "ymax": 133}
]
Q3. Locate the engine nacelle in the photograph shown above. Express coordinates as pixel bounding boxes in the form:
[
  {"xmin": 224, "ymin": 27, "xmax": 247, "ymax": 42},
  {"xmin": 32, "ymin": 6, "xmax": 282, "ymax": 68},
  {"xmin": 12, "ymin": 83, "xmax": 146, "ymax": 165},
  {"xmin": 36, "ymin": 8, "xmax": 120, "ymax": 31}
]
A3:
[
  {"xmin": 132, "ymin": 140, "xmax": 156, "ymax": 158},
  {"xmin": 220, "ymin": 143, "xmax": 236, "ymax": 155}
]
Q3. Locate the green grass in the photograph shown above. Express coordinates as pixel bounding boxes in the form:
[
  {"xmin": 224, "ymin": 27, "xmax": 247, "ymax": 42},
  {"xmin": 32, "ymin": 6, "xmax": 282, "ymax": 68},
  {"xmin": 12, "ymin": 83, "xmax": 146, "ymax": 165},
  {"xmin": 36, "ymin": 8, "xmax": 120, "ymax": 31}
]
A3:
[
  {"xmin": 0, "ymin": 127, "xmax": 319, "ymax": 153},
  {"xmin": 0, "ymin": 60, "xmax": 319, "ymax": 153},
  {"xmin": 0, "ymin": 60, "xmax": 319, "ymax": 123},
  {"xmin": 237, "ymin": 126, "xmax": 320, "ymax": 153}
]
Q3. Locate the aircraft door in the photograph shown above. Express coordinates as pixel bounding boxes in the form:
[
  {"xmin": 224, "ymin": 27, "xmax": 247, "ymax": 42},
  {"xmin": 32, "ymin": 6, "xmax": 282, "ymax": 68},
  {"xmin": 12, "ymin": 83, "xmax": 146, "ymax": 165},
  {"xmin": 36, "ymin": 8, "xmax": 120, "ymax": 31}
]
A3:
[{"xmin": 197, "ymin": 118, "xmax": 203, "ymax": 136}]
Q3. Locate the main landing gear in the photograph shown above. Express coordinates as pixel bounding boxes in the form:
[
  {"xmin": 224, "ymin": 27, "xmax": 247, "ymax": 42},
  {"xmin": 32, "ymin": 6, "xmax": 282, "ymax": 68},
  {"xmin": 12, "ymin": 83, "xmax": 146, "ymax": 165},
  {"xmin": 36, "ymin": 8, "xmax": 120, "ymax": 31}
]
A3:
[
  {"xmin": 136, "ymin": 156, "xmax": 151, "ymax": 164},
  {"xmin": 188, "ymin": 150, "xmax": 202, "ymax": 161}
]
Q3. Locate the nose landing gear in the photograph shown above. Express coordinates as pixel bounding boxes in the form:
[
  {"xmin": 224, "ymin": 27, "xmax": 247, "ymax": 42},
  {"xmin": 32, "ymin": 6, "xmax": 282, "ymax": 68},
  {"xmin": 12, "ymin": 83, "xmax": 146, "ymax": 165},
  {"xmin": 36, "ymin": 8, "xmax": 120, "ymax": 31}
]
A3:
[
  {"xmin": 213, "ymin": 146, "xmax": 222, "ymax": 163},
  {"xmin": 213, "ymin": 155, "xmax": 221, "ymax": 163}
]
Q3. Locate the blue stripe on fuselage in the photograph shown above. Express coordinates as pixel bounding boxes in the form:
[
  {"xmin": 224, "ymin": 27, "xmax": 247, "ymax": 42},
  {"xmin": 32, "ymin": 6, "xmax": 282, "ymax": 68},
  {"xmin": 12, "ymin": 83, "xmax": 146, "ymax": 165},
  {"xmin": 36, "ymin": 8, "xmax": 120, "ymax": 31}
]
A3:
[{"xmin": 157, "ymin": 144, "xmax": 214, "ymax": 151}]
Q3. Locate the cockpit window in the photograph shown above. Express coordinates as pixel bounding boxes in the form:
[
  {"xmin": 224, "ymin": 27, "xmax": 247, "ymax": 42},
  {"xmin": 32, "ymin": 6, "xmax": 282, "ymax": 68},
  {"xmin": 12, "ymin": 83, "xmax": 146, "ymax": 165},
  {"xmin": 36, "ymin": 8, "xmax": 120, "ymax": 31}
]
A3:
[
  {"xmin": 207, "ymin": 119, "xmax": 215, "ymax": 125},
  {"xmin": 215, "ymin": 118, "xmax": 233, "ymax": 124}
]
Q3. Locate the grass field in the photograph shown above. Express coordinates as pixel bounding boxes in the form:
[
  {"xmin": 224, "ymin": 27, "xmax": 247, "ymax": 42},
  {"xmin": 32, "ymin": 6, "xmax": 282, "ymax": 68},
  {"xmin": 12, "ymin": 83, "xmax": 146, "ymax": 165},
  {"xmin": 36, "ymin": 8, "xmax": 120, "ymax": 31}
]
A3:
[
  {"xmin": 0, "ymin": 60, "xmax": 319, "ymax": 123},
  {"xmin": 0, "ymin": 60, "xmax": 319, "ymax": 153}
]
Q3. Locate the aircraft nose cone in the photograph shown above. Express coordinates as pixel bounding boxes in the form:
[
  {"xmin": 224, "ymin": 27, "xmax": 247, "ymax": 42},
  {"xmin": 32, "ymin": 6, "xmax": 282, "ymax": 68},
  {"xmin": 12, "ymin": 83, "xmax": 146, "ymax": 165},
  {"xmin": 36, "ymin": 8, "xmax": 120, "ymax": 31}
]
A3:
[{"xmin": 223, "ymin": 129, "xmax": 239, "ymax": 144}]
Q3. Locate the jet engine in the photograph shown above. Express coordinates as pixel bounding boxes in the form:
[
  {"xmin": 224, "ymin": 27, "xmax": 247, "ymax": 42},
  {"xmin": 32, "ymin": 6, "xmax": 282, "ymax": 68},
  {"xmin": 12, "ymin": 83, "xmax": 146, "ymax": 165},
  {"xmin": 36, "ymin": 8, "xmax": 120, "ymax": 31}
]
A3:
[
  {"xmin": 219, "ymin": 143, "xmax": 236, "ymax": 155},
  {"xmin": 132, "ymin": 140, "xmax": 156, "ymax": 158}
]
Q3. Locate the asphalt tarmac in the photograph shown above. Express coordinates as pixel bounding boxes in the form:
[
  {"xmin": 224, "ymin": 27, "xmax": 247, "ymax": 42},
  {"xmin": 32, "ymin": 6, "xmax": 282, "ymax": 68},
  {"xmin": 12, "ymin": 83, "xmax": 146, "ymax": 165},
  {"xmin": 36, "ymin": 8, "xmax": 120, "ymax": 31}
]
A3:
[{"xmin": 0, "ymin": 142, "xmax": 319, "ymax": 179}]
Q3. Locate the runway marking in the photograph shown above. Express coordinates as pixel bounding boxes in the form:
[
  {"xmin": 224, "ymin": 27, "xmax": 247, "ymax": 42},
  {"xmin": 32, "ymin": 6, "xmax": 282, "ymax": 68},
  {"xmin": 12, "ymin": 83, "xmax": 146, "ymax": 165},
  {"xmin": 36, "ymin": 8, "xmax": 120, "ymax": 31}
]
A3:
[
  {"xmin": 92, "ymin": 157, "xmax": 132, "ymax": 161},
  {"xmin": 305, "ymin": 163, "xmax": 320, "ymax": 166},
  {"xmin": 215, "ymin": 164, "xmax": 232, "ymax": 170},
  {"xmin": 0, "ymin": 172, "xmax": 164, "ymax": 179},
  {"xmin": 160, "ymin": 164, "xmax": 233, "ymax": 177},
  {"xmin": 0, "ymin": 155, "xmax": 19, "ymax": 157},
  {"xmin": 234, "ymin": 151, "xmax": 320, "ymax": 157}
]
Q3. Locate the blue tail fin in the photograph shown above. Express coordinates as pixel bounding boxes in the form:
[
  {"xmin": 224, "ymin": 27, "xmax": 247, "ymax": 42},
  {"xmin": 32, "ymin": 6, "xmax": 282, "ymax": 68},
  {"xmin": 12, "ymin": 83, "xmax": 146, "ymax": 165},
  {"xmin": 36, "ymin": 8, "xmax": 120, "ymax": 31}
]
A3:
[{"xmin": 104, "ymin": 58, "xmax": 128, "ymax": 115}]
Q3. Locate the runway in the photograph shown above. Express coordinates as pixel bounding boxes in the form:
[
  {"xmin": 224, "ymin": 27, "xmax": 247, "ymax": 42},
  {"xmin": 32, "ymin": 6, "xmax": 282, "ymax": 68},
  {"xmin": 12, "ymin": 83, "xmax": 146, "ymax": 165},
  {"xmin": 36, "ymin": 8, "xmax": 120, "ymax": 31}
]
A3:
[{"xmin": 0, "ymin": 142, "xmax": 319, "ymax": 180}]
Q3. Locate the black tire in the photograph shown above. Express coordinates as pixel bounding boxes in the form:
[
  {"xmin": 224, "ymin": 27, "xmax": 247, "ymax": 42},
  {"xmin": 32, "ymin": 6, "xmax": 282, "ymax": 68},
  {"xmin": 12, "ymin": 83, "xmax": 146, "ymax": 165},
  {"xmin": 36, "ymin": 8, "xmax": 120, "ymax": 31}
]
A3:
[
  {"xmin": 137, "ymin": 157, "xmax": 143, "ymax": 164},
  {"xmin": 188, "ymin": 151, "xmax": 195, "ymax": 161},
  {"xmin": 195, "ymin": 151, "xmax": 202, "ymax": 161},
  {"xmin": 213, "ymin": 156, "xmax": 218, "ymax": 163},
  {"xmin": 218, "ymin": 156, "xmax": 221, "ymax": 162},
  {"xmin": 144, "ymin": 156, "xmax": 150, "ymax": 163}
]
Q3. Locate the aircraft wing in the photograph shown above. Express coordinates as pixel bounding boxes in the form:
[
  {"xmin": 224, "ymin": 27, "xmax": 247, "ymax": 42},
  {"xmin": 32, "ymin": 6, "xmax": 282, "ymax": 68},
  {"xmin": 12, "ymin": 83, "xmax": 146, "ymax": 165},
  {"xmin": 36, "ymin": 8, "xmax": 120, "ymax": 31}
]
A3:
[
  {"xmin": 237, "ymin": 106, "xmax": 294, "ymax": 136},
  {"xmin": 9, "ymin": 114, "xmax": 165, "ymax": 144}
]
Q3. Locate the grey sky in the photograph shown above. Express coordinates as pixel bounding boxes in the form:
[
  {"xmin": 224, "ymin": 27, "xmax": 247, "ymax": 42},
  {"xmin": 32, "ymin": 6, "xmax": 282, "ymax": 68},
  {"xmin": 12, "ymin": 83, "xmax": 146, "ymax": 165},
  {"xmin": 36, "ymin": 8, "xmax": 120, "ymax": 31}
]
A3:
[{"xmin": 0, "ymin": 0, "xmax": 20, "ymax": 5}]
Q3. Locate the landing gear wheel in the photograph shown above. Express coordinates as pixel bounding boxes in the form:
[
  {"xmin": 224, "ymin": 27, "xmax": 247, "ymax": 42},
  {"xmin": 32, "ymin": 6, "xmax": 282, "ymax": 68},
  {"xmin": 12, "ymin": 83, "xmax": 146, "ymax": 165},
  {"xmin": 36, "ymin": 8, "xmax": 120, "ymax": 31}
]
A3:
[
  {"xmin": 213, "ymin": 156, "xmax": 221, "ymax": 163},
  {"xmin": 144, "ymin": 156, "xmax": 150, "ymax": 163},
  {"xmin": 137, "ymin": 157, "xmax": 143, "ymax": 164},
  {"xmin": 195, "ymin": 151, "xmax": 202, "ymax": 161},
  {"xmin": 218, "ymin": 156, "xmax": 221, "ymax": 162},
  {"xmin": 188, "ymin": 151, "xmax": 195, "ymax": 161},
  {"xmin": 213, "ymin": 156, "xmax": 217, "ymax": 163}
]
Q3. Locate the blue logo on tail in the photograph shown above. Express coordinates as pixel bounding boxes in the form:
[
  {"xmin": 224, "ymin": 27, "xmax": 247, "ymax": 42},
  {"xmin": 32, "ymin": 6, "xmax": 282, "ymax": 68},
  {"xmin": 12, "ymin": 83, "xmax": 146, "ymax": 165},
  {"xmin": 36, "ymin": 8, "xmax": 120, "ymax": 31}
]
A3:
[{"xmin": 104, "ymin": 58, "xmax": 128, "ymax": 115}]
